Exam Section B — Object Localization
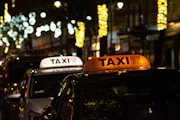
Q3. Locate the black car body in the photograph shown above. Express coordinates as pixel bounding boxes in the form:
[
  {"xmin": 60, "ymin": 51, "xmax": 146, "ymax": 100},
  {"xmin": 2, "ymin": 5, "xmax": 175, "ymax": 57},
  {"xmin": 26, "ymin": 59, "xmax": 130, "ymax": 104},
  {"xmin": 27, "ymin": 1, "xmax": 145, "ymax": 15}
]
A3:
[{"xmin": 40, "ymin": 54, "xmax": 180, "ymax": 120}]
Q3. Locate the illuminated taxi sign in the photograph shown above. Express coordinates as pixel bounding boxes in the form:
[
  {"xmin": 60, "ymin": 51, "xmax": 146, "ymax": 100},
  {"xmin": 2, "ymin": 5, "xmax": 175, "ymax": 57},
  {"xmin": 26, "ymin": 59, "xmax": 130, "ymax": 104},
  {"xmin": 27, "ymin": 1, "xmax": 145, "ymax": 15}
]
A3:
[
  {"xmin": 40, "ymin": 56, "xmax": 83, "ymax": 68},
  {"xmin": 83, "ymin": 54, "xmax": 151, "ymax": 74}
]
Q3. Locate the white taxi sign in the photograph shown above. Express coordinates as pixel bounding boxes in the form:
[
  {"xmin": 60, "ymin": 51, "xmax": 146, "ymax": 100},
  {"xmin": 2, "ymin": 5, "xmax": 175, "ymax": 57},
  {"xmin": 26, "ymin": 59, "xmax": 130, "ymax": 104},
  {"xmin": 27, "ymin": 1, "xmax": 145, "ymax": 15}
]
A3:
[
  {"xmin": 40, "ymin": 56, "xmax": 83, "ymax": 68},
  {"xmin": 83, "ymin": 54, "xmax": 151, "ymax": 74}
]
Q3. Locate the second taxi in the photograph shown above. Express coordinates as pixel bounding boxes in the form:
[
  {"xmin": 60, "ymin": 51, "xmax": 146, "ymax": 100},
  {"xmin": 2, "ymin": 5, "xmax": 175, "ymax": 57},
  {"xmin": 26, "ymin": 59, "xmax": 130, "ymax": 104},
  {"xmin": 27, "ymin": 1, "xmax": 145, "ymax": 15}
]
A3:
[{"xmin": 8, "ymin": 55, "xmax": 83, "ymax": 120}]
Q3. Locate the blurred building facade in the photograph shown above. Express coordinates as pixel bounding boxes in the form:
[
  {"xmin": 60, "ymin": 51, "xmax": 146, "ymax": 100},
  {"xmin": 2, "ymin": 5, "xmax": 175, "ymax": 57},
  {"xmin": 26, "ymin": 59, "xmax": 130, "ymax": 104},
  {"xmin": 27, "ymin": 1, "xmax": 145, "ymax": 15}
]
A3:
[
  {"xmin": 82, "ymin": 0, "xmax": 180, "ymax": 68},
  {"xmin": 104, "ymin": 0, "xmax": 180, "ymax": 69},
  {"xmin": 0, "ymin": 0, "xmax": 179, "ymax": 68}
]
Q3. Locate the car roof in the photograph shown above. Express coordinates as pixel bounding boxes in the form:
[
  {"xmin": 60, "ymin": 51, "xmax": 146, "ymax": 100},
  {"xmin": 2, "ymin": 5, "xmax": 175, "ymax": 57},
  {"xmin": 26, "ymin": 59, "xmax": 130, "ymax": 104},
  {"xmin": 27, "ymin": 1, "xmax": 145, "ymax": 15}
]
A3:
[
  {"xmin": 62, "ymin": 68, "xmax": 180, "ymax": 84},
  {"xmin": 26, "ymin": 67, "xmax": 83, "ymax": 76}
]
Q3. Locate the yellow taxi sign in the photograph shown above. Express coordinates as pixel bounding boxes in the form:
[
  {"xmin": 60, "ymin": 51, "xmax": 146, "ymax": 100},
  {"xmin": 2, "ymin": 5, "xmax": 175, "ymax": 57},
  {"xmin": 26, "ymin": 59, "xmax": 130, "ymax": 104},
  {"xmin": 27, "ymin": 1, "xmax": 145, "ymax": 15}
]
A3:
[
  {"xmin": 40, "ymin": 56, "xmax": 83, "ymax": 69},
  {"xmin": 83, "ymin": 54, "xmax": 151, "ymax": 74}
]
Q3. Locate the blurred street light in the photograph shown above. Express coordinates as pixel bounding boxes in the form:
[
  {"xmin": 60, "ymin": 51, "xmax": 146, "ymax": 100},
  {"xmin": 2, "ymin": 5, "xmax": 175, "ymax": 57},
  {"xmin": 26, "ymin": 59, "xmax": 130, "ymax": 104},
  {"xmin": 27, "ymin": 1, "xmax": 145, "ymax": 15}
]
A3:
[
  {"xmin": 117, "ymin": 1, "xmax": 124, "ymax": 10},
  {"xmin": 54, "ymin": 1, "xmax": 62, "ymax": 8}
]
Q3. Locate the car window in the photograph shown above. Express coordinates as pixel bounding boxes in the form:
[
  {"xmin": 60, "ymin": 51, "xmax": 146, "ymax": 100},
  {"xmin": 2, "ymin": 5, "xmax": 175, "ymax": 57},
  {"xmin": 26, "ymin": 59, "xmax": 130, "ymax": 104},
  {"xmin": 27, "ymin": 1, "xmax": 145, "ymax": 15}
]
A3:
[
  {"xmin": 29, "ymin": 73, "xmax": 69, "ymax": 98},
  {"xmin": 74, "ymin": 82, "xmax": 151, "ymax": 120}
]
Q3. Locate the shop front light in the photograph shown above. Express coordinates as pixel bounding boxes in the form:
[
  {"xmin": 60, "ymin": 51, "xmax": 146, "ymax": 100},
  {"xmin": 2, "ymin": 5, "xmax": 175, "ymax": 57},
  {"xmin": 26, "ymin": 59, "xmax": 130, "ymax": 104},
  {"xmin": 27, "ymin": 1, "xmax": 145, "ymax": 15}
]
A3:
[{"xmin": 117, "ymin": 1, "xmax": 124, "ymax": 9}]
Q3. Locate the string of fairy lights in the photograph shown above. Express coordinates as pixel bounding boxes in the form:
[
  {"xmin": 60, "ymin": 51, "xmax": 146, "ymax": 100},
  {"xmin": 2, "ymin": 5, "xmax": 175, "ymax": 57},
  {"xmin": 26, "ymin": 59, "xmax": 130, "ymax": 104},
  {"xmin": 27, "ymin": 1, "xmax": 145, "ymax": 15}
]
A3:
[{"xmin": 157, "ymin": 0, "xmax": 167, "ymax": 31}]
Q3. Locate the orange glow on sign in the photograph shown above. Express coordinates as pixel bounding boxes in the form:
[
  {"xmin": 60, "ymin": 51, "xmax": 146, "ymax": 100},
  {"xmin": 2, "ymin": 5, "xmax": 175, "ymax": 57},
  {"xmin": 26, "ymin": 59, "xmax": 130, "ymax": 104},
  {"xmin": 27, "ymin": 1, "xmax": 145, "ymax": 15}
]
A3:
[{"xmin": 83, "ymin": 54, "xmax": 151, "ymax": 74}]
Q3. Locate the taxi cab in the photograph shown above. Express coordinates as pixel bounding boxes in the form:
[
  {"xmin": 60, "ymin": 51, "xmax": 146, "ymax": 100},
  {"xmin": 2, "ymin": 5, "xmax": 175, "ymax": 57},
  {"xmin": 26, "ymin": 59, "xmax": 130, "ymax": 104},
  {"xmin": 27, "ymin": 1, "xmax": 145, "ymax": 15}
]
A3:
[
  {"xmin": 6, "ymin": 56, "xmax": 83, "ymax": 120},
  {"xmin": 40, "ymin": 54, "xmax": 180, "ymax": 120}
]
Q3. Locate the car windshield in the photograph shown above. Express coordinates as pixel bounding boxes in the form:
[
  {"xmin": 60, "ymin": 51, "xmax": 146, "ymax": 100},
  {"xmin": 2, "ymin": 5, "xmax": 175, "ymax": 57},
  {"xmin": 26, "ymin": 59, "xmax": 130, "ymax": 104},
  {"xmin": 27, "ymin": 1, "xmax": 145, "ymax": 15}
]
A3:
[
  {"xmin": 29, "ymin": 73, "xmax": 69, "ymax": 98},
  {"xmin": 73, "ymin": 69, "xmax": 180, "ymax": 120}
]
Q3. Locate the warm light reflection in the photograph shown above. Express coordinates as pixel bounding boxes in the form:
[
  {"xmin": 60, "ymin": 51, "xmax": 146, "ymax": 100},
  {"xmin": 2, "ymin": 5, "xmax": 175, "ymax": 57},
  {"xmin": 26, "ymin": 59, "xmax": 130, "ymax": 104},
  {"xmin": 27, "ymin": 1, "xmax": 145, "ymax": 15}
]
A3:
[
  {"xmin": 4, "ymin": 46, "xmax": 9, "ymax": 54},
  {"xmin": 97, "ymin": 4, "xmax": 108, "ymax": 38},
  {"xmin": 0, "ymin": 16, "xmax": 3, "ymax": 28},
  {"xmin": 117, "ymin": 2, "xmax": 124, "ymax": 9},
  {"xmin": 75, "ymin": 21, "xmax": 85, "ymax": 48},
  {"xmin": 12, "ymin": 0, "xmax": 15, "ymax": 7},
  {"xmin": 157, "ymin": 0, "xmax": 167, "ymax": 30},
  {"xmin": 54, "ymin": 1, "xmax": 62, "ymax": 8},
  {"xmin": 4, "ymin": 3, "xmax": 11, "ymax": 23}
]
